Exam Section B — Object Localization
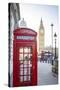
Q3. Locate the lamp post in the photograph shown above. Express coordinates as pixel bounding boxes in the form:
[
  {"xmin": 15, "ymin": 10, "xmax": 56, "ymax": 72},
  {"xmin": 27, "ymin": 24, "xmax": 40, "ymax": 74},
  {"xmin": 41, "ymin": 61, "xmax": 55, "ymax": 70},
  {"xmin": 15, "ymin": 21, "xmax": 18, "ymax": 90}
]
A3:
[
  {"xmin": 51, "ymin": 24, "xmax": 54, "ymax": 55},
  {"xmin": 54, "ymin": 33, "xmax": 57, "ymax": 59},
  {"xmin": 54, "ymin": 33, "xmax": 58, "ymax": 74}
]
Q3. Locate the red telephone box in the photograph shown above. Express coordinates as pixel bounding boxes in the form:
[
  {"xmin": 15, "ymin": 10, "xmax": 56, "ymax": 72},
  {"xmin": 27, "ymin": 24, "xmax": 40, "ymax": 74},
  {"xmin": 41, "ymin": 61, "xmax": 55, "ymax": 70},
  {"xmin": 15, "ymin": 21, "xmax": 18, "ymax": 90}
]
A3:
[{"xmin": 13, "ymin": 28, "xmax": 37, "ymax": 87}]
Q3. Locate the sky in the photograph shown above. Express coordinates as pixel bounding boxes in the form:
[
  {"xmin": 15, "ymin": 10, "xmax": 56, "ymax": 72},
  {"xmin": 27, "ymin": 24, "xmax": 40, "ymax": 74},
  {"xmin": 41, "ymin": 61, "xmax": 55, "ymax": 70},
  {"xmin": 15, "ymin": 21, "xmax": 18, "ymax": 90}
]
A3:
[{"xmin": 19, "ymin": 3, "xmax": 58, "ymax": 47}]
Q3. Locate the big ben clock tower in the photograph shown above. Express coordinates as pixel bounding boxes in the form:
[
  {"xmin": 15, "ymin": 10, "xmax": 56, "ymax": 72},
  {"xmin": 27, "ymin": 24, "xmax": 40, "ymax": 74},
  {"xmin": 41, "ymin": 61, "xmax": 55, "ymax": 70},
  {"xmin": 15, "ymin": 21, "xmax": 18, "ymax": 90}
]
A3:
[{"xmin": 39, "ymin": 18, "xmax": 45, "ymax": 55}]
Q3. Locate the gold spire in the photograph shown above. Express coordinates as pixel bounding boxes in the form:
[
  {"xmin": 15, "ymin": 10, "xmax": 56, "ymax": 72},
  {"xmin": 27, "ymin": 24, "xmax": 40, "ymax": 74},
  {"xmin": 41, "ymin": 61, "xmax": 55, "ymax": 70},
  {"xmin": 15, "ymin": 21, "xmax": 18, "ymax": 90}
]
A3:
[{"xmin": 39, "ymin": 18, "xmax": 44, "ymax": 30}]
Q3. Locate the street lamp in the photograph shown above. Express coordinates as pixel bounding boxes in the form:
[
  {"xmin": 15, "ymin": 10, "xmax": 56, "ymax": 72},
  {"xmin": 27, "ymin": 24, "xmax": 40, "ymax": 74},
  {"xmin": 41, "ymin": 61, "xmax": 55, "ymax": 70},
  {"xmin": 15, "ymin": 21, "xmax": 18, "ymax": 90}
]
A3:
[
  {"xmin": 51, "ymin": 24, "xmax": 54, "ymax": 55},
  {"xmin": 54, "ymin": 33, "xmax": 57, "ymax": 59}
]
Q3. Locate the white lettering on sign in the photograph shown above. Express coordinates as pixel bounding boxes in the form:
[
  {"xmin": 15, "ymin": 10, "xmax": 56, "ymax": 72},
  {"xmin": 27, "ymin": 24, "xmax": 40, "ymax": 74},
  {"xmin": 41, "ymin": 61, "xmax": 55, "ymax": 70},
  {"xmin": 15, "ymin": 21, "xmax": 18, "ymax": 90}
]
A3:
[{"xmin": 16, "ymin": 36, "xmax": 34, "ymax": 40}]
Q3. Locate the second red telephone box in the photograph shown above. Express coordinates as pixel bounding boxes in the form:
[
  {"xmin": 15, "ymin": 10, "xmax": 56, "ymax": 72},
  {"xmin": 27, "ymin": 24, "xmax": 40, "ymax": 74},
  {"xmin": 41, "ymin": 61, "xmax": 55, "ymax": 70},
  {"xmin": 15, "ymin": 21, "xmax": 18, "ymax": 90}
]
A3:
[{"xmin": 13, "ymin": 28, "xmax": 37, "ymax": 87}]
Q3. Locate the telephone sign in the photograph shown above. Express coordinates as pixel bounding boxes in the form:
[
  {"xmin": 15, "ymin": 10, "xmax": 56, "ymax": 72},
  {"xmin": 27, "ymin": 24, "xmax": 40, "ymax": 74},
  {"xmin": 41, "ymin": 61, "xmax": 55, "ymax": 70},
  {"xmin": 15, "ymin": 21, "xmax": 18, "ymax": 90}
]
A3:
[{"xmin": 16, "ymin": 36, "xmax": 34, "ymax": 40}]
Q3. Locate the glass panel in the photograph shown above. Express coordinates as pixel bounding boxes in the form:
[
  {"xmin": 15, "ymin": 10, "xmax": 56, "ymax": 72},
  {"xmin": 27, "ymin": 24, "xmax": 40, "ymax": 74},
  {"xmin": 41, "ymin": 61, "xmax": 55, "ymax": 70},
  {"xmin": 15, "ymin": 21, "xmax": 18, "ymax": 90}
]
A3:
[
  {"xmin": 20, "ymin": 64, "xmax": 23, "ymax": 68},
  {"xmin": 28, "ymin": 76, "xmax": 31, "ymax": 81},
  {"xmin": 19, "ymin": 54, "xmax": 23, "ymax": 60},
  {"xmin": 24, "ymin": 68, "xmax": 27, "ymax": 75},
  {"xmin": 24, "ymin": 64, "xmax": 27, "ymax": 68},
  {"xmin": 20, "ymin": 70, "xmax": 23, "ymax": 75},
  {"xmin": 20, "ymin": 76, "xmax": 23, "ymax": 82},
  {"xmin": 24, "ymin": 64, "xmax": 27, "ymax": 67},
  {"xmin": 24, "ymin": 61, "xmax": 27, "ymax": 67},
  {"xmin": 24, "ymin": 76, "xmax": 27, "ymax": 81},
  {"xmin": 28, "ymin": 68, "xmax": 31, "ymax": 75},
  {"xmin": 20, "ymin": 60, "xmax": 23, "ymax": 64},
  {"xmin": 29, "ymin": 54, "xmax": 32, "ymax": 60},
  {"xmin": 29, "ymin": 47, "xmax": 32, "ymax": 53},
  {"xmin": 28, "ymin": 61, "xmax": 32, "ymax": 67},
  {"xmin": 19, "ymin": 47, "xmax": 32, "ymax": 82},
  {"xmin": 24, "ymin": 54, "xmax": 28, "ymax": 60},
  {"xmin": 19, "ymin": 48, "xmax": 23, "ymax": 53},
  {"xmin": 20, "ymin": 67, "xmax": 23, "ymax": 71},
  {"xmin": 24, "ymin": 47, "xmax": 28, "ymax": 53},
  {"xmin": 24, "ymin": 60, "xmax": 27, "ymax": 64}
]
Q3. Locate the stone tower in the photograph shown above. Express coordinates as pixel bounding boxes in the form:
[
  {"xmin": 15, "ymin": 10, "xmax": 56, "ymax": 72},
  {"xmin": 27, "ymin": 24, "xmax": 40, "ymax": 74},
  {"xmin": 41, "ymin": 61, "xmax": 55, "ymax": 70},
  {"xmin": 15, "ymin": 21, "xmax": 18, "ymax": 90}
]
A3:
[{"xmin": 39, "ymin": 18, "xmax": 45, "ymax": 55}]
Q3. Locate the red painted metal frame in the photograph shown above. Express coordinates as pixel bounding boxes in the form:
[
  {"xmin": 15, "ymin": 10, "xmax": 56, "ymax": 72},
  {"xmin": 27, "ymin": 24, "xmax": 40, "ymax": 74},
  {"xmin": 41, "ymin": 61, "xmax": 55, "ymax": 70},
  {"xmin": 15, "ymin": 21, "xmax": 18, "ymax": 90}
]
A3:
[{"xmin": 13, "ymin": 28, "xmax": 37, "ymax": 87}]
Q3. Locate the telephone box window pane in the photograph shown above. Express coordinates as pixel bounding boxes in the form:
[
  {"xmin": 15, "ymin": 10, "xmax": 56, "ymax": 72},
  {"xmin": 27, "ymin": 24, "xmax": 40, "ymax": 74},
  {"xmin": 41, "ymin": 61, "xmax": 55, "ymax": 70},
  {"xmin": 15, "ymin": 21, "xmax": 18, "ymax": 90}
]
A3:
[
  {"xmin": 29, "ymin": 47, "xmax": 32, "ymax": 53},
  {"xmin": 28, "ymin": 68, "xmax": 30, "ymax": 75},
  {"xmin": 24, "ymin": 61, "xmax": 27, "ymax": 67},
  {"xmin": 24, "ymin": 54, "xmax": 28, "ymax": 60},
  {"xmin": 19, "ymin": 54, "xmax": 23, "ymax": 60},
  {"xmin": 20, "ymin": 76, "xmax": 23, "ymax": 82},
  {"xmin": 20, "ymin": 60, "xmax": 23, "ymax": 64},
  {"xmin": 19, "ymin": 48, "xmax": 23, "ymax": 53},
  {"xmin": 24, "ymin": 64, "xmax": 27, "ymax": 68},
  {"xmin": 24, "ymin": 68, "xmax": 27, "ymax": 75},
  {"xmin": 28, "ymin": 61, "xmax": 32, "ymax": 67},
  {"xmin": 20, "ymin": 64, "xmax": 23, "ymax": 68},
  {"xmin": 20, "ymin": 70, "xmax": 23, "ymax": 75},
  {"xmin": 28, "ymin": 67, "xmax": 32, "ymax": 75},
  {"xmin": 24, "ymin": 47, "xmax": 28, "ymax": 53},
  {"xmin": 29, "ymin": 54, "xmax": 32, "ymax": 60},
  {"xmin": 24, "ymin": 60, "xmax": 27, "ymax": 65},
  {"xmin": 20, "ymin": 67, "xmax": 23, "ymax": 71},
  {"xmin": 28, "ymin": 76, "xmax": 31, "ymax": 81},
  {"xmin": 24, "ymin": 76, "xmax": 27, "ymax": 81}
]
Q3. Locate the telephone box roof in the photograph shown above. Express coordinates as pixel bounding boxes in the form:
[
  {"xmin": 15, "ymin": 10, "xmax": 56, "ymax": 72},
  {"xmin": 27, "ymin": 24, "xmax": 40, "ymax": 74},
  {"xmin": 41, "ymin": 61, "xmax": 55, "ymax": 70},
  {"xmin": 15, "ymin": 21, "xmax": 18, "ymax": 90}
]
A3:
[{"xmin": 14, "ymin": 28, "xmax": 37, "ymax": 36}]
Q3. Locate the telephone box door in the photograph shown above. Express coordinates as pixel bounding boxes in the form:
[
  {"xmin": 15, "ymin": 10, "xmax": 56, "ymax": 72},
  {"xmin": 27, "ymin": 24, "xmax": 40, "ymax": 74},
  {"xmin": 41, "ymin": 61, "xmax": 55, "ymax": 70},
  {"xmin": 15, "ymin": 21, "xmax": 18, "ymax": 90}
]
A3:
[{"xmin": 13, "ymin": 43, "xmax": 37, "ymax": 86}]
